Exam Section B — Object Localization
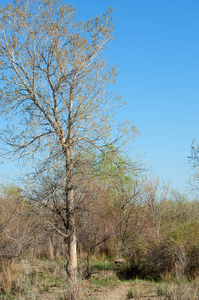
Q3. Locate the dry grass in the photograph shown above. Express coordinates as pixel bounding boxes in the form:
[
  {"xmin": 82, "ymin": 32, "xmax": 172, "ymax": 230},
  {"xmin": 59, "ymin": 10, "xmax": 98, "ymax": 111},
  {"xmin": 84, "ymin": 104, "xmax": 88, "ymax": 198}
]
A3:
[
  {"xmin": 0, "ymin": 258, "xmax": 199, "ymax": 300},
  {"xmin": 125, "ymin": 279, "xmax": 199, "ymax": 300},
  {"xmin": 0, "ymin": 259, "xmax": 69, "ymax": 299}
]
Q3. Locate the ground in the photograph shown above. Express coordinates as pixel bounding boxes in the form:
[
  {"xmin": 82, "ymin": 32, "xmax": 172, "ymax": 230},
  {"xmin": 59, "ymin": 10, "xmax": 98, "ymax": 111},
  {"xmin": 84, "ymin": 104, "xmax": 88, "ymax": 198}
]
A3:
[
  {"xmin": 2, "ymin": 259, "xmax": 199, "ymax": 299},
  {"xmin": 91, "ymin": 282, "xmax": 131, "ymax": 300},
  {"xmin": 82, "ymin": 276, "xmax": 168, "ymax": 300}
]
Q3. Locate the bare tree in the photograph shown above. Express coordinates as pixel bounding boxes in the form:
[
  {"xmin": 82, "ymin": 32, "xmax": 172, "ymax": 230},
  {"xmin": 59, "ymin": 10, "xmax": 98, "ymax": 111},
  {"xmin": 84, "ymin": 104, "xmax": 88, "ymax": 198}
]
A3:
[
  {"xmin": 141, "ymin": 176, "xmax": 169, "ymax": 238},
  {"xmin": 0, "ymin": 0, "xmax": 137, "ymax": 288},
  {"xmin": 189, "ymin": 139, "xmax": 199, "ymax": 194}
]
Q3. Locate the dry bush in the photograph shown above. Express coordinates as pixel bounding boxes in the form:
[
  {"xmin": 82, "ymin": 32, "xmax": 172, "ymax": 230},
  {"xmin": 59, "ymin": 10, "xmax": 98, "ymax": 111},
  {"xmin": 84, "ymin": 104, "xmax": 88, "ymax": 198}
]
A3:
[
  {"xmin": 115, "ymin": 182, "xmax": 199, "ymax": 282},
  {"xmin": 186, "ymin": 245, "xmax": 199, "ymax": 279},
  {"xmin": 117, "ymin": 238, "xmax": 173, "ymax": 280},
  {"xmin": 0, "ymin": 183, "xmax": 68, "ymax": 263},
  {"xmin": 0, "ymin": 260, "xmax": 26, "ymax": 297}
]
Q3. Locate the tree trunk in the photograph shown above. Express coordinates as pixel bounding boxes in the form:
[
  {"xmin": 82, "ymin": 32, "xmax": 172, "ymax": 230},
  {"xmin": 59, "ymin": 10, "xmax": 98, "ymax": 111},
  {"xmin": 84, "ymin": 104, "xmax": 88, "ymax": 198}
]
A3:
[
  {"xmin": 64, "ymin": 82, "xmax": 78, "ymax": 282},
  {"xmin": 66, "ymin": 185, "xmax": 77, "ymax": 281},
  {"xmin": 65, "ymin": 142, "xmax": 78, "ymax": 284},
  {"xmin": 66, "ymin": 227, "xmax": 77, "ymax": 282},
  {"xmin": 49, "ymin": 237, "xmax": 54, "ymax": 260},
  {"xmin": 65, "ymin": 170, "xmax": 78, "ymax": 299}
]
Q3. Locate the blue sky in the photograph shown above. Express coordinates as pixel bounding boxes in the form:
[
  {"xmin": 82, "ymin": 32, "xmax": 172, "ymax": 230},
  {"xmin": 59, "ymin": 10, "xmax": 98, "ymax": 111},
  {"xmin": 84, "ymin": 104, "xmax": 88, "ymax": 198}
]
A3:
[
  {"xmin": 70, "ymin": 0, "xmax": 199, "ymax": 193},
  {"xmin": 1, "ymin": 0, "xmax": 199, "ymax": 193}
]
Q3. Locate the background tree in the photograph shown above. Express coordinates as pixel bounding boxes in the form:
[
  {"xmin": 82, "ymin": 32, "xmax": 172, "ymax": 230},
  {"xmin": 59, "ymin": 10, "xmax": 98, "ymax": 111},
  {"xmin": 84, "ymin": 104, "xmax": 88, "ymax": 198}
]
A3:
[
  {"xmin": 189, "ymin": 139, "xmax": 199, "ymax": 193},
  {"xmin": 91, "ymin": 149, "xmax": 140, "ymax": 257},
  {"xmin": 141, "ymin": 176, "xmax": 169, "ymax": 238},
  {"xmin": 0, "ymin": 0, "xmax": 137, "ymax": 290}
]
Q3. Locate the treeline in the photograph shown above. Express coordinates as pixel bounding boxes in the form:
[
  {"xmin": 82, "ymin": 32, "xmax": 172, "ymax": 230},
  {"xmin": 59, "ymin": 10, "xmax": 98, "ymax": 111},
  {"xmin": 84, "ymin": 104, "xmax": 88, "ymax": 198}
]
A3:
[{"xmin": 1, "ymin": 163, "xmax": 199, "ymax": 284}]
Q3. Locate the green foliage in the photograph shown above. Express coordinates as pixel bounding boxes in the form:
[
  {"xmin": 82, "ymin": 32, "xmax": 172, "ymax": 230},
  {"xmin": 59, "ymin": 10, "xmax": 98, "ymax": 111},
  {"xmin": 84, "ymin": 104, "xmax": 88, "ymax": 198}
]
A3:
[
  {"xmin": 89, "ymin": 275, "xmax": 118, "ymax": 287},
  {"xmin": 89, "ymin": 260, "xmax": 117, "ymax": 271},
  {"xmin": 167, "ymin": 220, "xmax": 199, "ymax": 246},
  {"xmin": 92, "ymin": 145, "xmax": 137, "ymax": 188}
]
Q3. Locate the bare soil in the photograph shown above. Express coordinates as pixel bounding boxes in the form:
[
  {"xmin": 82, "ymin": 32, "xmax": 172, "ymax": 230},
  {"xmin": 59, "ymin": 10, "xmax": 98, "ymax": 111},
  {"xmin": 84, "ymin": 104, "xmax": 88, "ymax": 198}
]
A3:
[
  {"xmin": 86, "ymin": 281, "xmax": 132, "ymax": 300},
  {"xmin": 83, "ymin": 280, "xmax": 166, "ymax": 300}
]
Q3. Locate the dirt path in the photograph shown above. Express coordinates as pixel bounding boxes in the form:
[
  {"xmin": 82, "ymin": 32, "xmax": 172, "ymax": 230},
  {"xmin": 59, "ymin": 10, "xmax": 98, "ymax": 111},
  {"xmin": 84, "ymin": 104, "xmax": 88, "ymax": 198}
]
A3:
[
  {"xmin": 38, "ymin": 281, "xmax": 132, "ymax": 300},
  {"xmin": 90, "ymin": 281, "xmax": 132, "ymax": 300},
  {"xmin": 85, "ymin": 280, "xmax": 167, "ymax": 300}
]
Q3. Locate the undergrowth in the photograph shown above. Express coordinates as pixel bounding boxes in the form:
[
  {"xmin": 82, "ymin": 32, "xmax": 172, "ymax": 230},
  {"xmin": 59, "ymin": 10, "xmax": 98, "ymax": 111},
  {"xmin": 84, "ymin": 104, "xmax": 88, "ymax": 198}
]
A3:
[{"xmin": 1, "ymin": 256, "xmax": 199, "ymax": 299}]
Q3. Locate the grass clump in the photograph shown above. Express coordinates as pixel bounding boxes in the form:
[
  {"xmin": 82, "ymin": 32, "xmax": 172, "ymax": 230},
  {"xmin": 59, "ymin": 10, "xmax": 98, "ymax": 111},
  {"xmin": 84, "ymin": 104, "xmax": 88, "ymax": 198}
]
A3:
[
  {"xmin": 89, "ymin": 274, "xmax": 118, "ymax": 288},
  {"xmin": 89, "ymin": 260, "xmax": 117, "ymax": 271},
  {"xmin": 126, "ymin": 288, "xmax": 133, "ymax": 299},
  {"xmin": 157, "ymin": 285, "xmax": 174, "ymax": 299}
]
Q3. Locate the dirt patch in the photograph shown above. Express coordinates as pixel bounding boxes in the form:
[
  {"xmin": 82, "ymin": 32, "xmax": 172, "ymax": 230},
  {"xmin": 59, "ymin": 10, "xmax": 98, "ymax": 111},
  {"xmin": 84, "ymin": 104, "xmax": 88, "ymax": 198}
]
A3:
[
  {"xmin": 82, "ymin": 280, "xmax": 190, "ymax": 300},
  {"xmin": 83, "ymin": 280, "xmax": 163, "ymax": 300},
  {"xmin": 89, "ymin": 281, "xmax": 131, "ymax": 300}
]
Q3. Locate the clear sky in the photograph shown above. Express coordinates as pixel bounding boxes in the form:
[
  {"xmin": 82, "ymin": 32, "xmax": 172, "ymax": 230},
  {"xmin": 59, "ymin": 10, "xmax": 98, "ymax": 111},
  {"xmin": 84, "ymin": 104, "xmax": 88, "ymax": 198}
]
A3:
[
  {"xmin": 70, "ymin": 0, "xmax": 199, "ymax": 193},
  {"xmin": 1, "ymin": 0, "xmax": 199, "ymax": 193}
]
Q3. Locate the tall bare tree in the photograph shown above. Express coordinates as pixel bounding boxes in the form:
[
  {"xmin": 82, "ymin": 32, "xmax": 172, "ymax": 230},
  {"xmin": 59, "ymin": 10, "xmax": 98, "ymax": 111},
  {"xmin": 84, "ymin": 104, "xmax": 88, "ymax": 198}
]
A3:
[
  {"xmin": 189, "ymin": 139, "xmax": 199, "ymax": 193},
  {"xmin": 0, "ymin": 0, "xmax": 137, "ymax": 288},
  {"xmin": 141, "ymin": 176, "xmax": 169, "ymax": 238}
]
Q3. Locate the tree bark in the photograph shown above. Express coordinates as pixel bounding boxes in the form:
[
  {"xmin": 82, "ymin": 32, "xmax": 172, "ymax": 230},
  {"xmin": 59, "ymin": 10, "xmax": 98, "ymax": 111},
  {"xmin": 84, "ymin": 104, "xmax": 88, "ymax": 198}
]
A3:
[
  {"xmin": 65, "ymin": 88, "xmax": 78, "ymax": 283},
  {"xmin": 66, "ymin": 183, "xmax": 77, "ymax": 282}
]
